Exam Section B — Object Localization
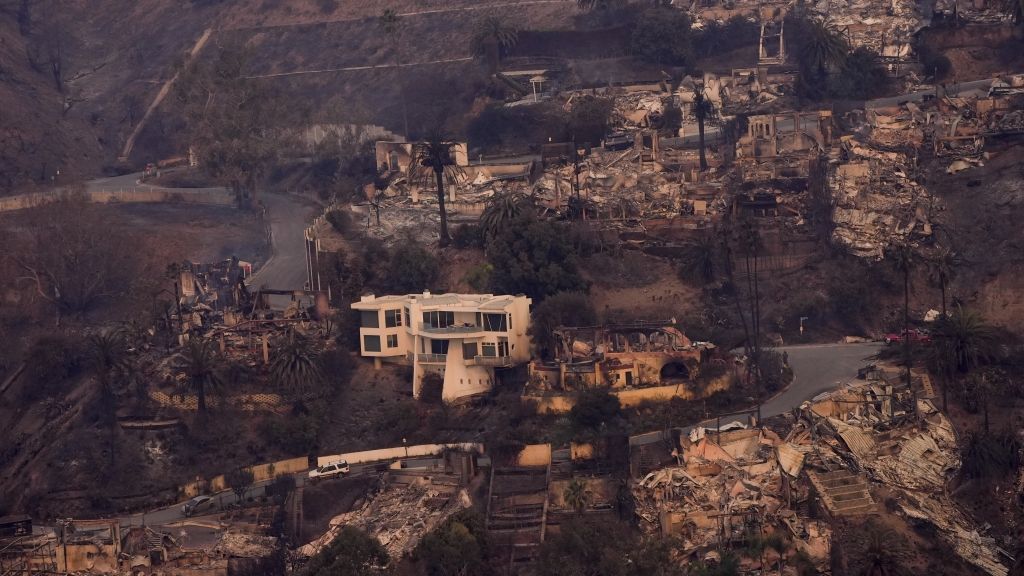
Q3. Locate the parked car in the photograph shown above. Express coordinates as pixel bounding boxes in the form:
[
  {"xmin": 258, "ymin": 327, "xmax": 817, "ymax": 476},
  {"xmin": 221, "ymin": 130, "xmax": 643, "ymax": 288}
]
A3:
[
  {"xmin": 883, "ymin": 329, "xmax": 931, "ymax": 345},
  {"xmin": 182, "ymin": 495, "xmax": 215, "ymax": 517},
  {"xmin": 308, "ymin": 460, "xmax": 350, "ymax": 482}
]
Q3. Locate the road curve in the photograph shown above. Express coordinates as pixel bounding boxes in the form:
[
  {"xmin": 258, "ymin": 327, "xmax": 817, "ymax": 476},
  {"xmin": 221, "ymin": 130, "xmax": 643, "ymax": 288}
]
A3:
[{"xmin": 761, "ymin": 342, "xmax": 882, "ymax": 418}]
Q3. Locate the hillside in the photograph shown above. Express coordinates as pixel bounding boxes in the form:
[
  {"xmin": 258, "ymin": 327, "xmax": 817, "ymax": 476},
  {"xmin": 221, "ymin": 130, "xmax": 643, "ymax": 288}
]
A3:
[
  {"xmin": 0, "ymin": 0, "xmax": 584, "ymax": 189},
  {"xmin": 0, "ymin": 8, "xmax": 105, "ymax": 191}
]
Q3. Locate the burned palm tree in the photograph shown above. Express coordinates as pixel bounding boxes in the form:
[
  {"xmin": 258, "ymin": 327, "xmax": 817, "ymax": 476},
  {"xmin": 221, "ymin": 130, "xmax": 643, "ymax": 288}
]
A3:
[
  {"xmin": 927, "ymin": 245, "xmax": 959, "ymax": 317},
  {"xmin": 888, "ymin": 242, "xmax": 916, "ymax": 406},
  {"xmin": 692, "ymin": 84, "xmax": 715, "ymax": 172},
  {"xmin": 411, "ymin": 134, "xmax": 465, "ymax": 247},
  {"xmin": 183, "ymin": 337, "xmax": 223, "ymax": 414},
  {"xmin": 471, "ymin": 16, "xmax": 519, "ymax": 74}
]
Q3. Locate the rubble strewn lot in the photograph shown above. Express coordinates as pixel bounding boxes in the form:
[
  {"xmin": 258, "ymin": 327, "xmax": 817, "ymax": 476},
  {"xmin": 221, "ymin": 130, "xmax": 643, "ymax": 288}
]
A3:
[
  {"xmin": 627, "ymin": 362, "xmax": 1012, "ymax": 575},
  {"xmin": 341, "ymin": 63, "xmax": 1024, "ymax": 266},
  {"xmin": 299, "ymin": 477, "xmax": 472, "ymax": 560}
]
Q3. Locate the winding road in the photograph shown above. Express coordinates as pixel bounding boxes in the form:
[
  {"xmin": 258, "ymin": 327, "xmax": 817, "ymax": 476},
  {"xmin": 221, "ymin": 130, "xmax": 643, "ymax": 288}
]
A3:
[{"xmin": 631, "ymin": 342, "xmax": 882, "ymax": 445}]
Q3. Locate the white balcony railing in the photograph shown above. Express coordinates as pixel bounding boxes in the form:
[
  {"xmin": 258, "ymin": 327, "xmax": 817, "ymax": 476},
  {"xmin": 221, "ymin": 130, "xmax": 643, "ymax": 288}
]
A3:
[{"xmin": 417, "ymin": 353, "xmax": 448, "ymax": 363}]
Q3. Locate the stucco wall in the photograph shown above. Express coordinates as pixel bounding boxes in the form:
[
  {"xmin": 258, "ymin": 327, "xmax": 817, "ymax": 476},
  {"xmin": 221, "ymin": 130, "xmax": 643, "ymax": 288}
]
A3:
[
  {"xmin": 515, "ymin": 443, "xmax": 552, "ymax": 467},
  {"xmin": 317, "ymin": 442, "xmax": 482, "ymax": 468},
  {"xmin": 526, "ymin": 372, "xmax": 733, "ymax": 414}
]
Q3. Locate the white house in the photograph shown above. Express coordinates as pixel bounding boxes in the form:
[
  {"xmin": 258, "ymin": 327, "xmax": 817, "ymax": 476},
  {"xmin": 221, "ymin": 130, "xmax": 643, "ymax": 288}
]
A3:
[{"xmin": 352, "ymin": 292, "xmax": 532, "ymax": 401}]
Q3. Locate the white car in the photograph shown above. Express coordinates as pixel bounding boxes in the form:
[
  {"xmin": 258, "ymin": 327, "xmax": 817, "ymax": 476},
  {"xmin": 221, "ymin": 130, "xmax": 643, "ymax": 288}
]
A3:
[{"xmin": 308, "ymin": 460, "xmax": 350, "ymax": 482}]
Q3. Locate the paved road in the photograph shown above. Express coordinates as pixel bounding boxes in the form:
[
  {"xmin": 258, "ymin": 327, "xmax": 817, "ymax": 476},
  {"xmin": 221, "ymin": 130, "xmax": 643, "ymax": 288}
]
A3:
[
  {"xmin": 87, "ymin": 170, "xmax": 319, "ymax": 308},
  {"xmin": 631, "ymin": 342, "xmax": 882, "ymax": 445},
  {"xmin": 119, "ymin": 462, "xmax": 381, "ymax": 528},
  {"xmin": 760, "ymin": 342, "xmax": 881, "ymax": 418},
  {"xmin": 244, "ymin": 192, "xmax": 319, "ymax": 308},
  {"xmin": 84, "ymin": 169, "xmax": 226, "ymax": 196}
]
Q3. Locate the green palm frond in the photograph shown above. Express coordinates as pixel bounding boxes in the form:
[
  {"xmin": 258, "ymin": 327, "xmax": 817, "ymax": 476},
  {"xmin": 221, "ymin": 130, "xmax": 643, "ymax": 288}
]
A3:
[{"xmin": 270, "ymin": 332, "xmax": 323, "ymax": 395}]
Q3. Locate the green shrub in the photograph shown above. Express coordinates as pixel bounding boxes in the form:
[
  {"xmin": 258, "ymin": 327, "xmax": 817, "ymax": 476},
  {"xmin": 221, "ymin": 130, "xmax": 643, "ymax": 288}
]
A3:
[
  {"xmin": 487, "ymin": 211, "xmax": 588, "ymax": 300},
  {"xmin": 413, "ymin": 510, "xmax": 489, "ymax": 576},
  {"xmin": 379, "ymin": 244, "xmax": 439, "ymax": 294}
]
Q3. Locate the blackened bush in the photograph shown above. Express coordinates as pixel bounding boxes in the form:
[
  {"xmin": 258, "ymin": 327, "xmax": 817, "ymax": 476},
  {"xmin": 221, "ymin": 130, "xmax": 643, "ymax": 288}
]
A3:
[
  {"xmin": 22, "ymin": 335, "xmax": 85, "ymax": 401},
  {"xmin": 570, "ymin": 387, "xmax": 622, "ymax": 439},
  {"xmin": 326, "ymin": 209, "xmax": 351, "ymax": 235},
  {"xmin": 452, "ymin": 224, "xmax": 485, "ymax": 249}
]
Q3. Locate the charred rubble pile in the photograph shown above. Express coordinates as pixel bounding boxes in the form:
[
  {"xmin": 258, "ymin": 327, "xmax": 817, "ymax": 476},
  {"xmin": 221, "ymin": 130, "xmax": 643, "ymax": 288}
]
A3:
[{"xmin": 627, "ymin": 363, "xmax": 1012, "ymax": 575}]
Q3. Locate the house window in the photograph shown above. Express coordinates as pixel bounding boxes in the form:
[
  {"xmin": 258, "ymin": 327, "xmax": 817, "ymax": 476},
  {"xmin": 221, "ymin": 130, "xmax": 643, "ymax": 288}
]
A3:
[
  {"xmin": 387, "ymin": 335, "xmax": 399, "ymax": 348},
  {"xmin": 404, "ymin": 307, "xmax": 411, "ymax": 327},
  {"xmin": 423, "ymin": 310, "xmax": 454, "ymax": 329},
  {"xmin": 497, "ymin": 339, "xmax": 510, "ymax": 357},
  {"xmin": 482, "ymin": 313, "xmax": 507, "ymax": 332},
  {"xmin": 429, "ymin": 340, "xmax": 449, "ymax": 355},
  {"xmin": 463, "ymin": 342, "xmax": 478, "ymax": 358},
  {"xmin": 361, "ymin": 311, "xmax": 379, "ymax": 328},
  {"xmin": 385, "ymin": 309, "xmax": 402, "ymax": 328},
  {"xmin": 481, "ymin": 342, "xmax": 496, "ymax": 357},
  {"xmin": 364, "ymin": 335, "xmax": 381, "ymax": 352}
]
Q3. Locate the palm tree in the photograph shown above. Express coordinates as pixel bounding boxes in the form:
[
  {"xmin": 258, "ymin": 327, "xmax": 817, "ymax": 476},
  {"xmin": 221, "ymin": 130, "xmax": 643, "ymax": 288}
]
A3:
[
  {"xmin": 692, "ymin": 84, "xmax": 714, "ymax": 172},
  {"xmin": 927, "ymin": 246, "xmax": 959, "ymax": 317},
  {"xmin": 765, "ymin": 533, "xmax": 787, "ymax": 575},
  {"xmin": 480, "ymin": 190, "xmax": 527, "ymax": 241},
  {"xmin": 411, "ymin": 134, "xmax": 465, "ymax": 247},
  {"xmin": 471, "ymin": 16, "xmax": 518, "ymax": 74},
  {"xmin": 88, "ymin": 330, "xmax": 128, "ymax": 398},
  {"xmin": 845, "ymin": 520, "xmax": 912, "ymax": 576},
  {"xmin": 798, "ymin": 19, "xmax": 847, "ymax": 75},
  {"xmin": 88, "ymin": 329, "xmax": 129, "ymax": 467},
  {"xmin": 682, "ymin": 231, "xmax": 718, "ymax": 285},
  {"xmin": 563, "ymin": 478, "xmax": 591, "ymax": 515},
  {"xmin": 270, "ymin": 331, "xmax": 324, "ymax": 398},
  {"xmin": 931, "ymin": 306, "xmax": 1000, "ymax": 373},
  {"xmin": 183, "ymin": 337, "xmax": 223, "ymax": 414},
  {"xmin": 888, "ymin": 242, "xmax": 915, "ymax": 402}
]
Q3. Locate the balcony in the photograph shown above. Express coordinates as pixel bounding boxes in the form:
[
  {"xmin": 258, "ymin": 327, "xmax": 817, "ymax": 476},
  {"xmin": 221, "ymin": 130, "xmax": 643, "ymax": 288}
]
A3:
[
  {"xmin": 472, "ymin": 355, "xmax": 513, "ymax": 367},
  {"xmin": 417, "ymin": 353, "xmax": 448, "ymax": 364},
  {"xmin": 419, "ymin": 323, "xmax": 484, "ymax": 336}
]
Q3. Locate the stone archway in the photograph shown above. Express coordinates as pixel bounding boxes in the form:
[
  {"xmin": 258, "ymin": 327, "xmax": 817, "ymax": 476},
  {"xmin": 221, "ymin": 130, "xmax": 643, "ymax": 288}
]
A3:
[{"xmin": 659, "ymin": 360, "xmax": 691, "ymax": 381}]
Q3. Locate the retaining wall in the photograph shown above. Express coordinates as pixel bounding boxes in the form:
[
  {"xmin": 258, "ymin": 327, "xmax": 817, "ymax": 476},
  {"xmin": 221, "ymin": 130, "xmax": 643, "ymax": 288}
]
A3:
[
  {"xmin": 0, "ymin": 188, "xmax": 234, "ymax": 213},
  {"xmin": 316, "ymin": 442, "xmax": 483, "ymax": 468}
]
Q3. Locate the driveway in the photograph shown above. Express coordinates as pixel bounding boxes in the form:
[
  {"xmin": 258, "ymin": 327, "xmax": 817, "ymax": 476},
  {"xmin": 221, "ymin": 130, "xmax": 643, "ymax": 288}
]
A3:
[
  {"xmin": 244, "ymin": 192, "xmax": 320, "ymax": 308},
  {"xmin": 631, "ymin": 342, "xmax": 882, "ymax": 445},
  {"xmin": 761, "ymin": 342, "xmax": 881, "ymax": 418}
]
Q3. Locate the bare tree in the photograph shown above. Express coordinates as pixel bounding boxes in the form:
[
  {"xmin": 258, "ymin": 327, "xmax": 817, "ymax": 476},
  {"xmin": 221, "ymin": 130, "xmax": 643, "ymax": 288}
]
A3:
[
  {"xmin": 23, "ymin": 0, "xmax": 72, "ymax": 93},
  {"xmin": 175, "ymin": 43, "xmax": 299, "ymax": 207},
  {"xmin": 11, "ymin": 195, "xmax": 139, "ymax": 322}
]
